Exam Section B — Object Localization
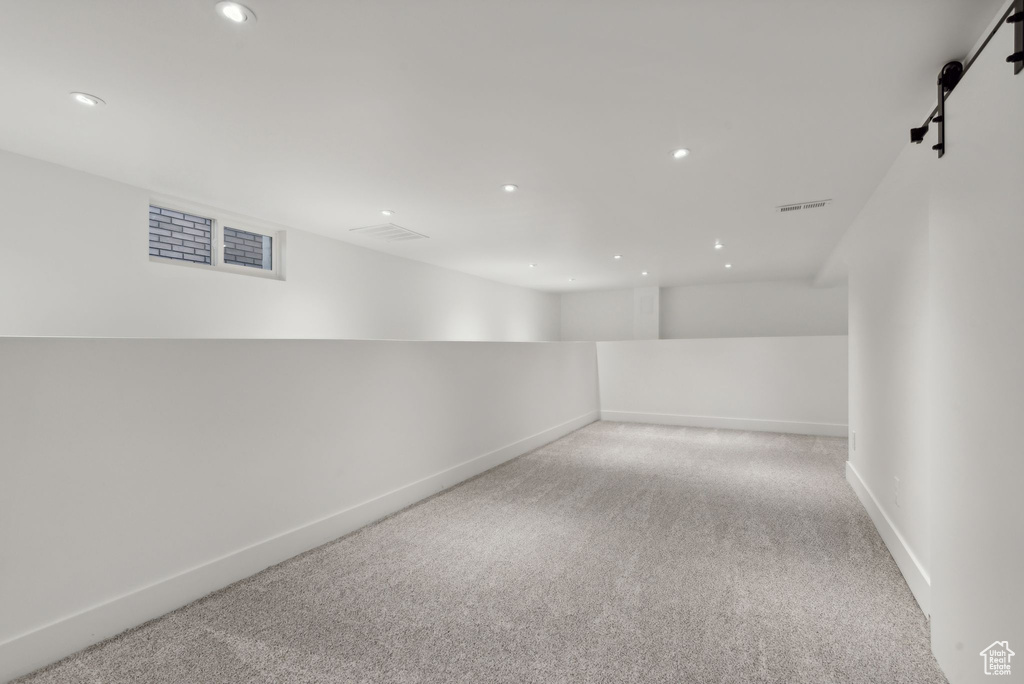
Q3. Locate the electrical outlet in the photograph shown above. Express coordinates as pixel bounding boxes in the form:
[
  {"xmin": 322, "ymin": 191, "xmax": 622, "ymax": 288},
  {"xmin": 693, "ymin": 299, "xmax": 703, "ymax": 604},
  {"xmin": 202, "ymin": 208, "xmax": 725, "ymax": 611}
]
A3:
[
  {"xmin": 894, "ymin": 476, "xmax": 901, "ymax": 508},
  {"xmin": 851, "ymin": 431, "xmax": 856, "ymax": 450}
]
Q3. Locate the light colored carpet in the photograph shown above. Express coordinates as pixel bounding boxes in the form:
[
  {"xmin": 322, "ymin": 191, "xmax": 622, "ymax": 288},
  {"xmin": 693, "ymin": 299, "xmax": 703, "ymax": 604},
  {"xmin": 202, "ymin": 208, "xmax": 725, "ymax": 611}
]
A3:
[{"xmin": 17, "ymin": 422, "xmax": 945, "ymax": 684}]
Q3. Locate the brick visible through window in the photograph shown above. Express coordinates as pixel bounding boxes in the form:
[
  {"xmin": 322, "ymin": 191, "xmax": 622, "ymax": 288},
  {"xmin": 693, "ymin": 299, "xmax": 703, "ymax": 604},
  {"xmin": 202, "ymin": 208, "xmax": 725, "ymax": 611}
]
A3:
[
  {"xmin": 149, "ymin": 206, "xmax": 212, "ymax": 264},
  {"xmin": 224, "ymin": 226, "xmax": 272, "ymax": 270}
]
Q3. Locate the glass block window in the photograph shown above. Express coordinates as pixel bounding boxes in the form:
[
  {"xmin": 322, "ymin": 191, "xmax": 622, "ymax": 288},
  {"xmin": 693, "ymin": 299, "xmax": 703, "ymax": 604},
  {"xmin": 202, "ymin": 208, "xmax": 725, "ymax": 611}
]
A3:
[
  {"xmin": 149, "ymin": 206, "xmax": 212, "ymax": 264},
  {"xmin": 224, "ymin": 226, "xmax": 273, "ymax": 270}
]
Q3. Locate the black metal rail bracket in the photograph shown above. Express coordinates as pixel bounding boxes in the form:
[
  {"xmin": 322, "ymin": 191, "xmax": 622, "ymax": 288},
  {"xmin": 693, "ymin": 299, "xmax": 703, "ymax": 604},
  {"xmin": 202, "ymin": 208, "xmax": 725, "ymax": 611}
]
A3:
[
  {"xmin": 1009, "ymin": 0, "xmax": 1024, "ymax": 75},
  {"xmin": 931, "ymin": 61, "xmax": 964, "ymax": 158},
  {"xmin": 910, "ymin": 0, "xmax": 1022, "ymax": 159}
]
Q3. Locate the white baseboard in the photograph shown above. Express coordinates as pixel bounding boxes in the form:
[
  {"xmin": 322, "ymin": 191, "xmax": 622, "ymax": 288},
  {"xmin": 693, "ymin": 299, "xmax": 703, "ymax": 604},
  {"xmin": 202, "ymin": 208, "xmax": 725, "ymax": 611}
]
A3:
[
  {"xmin": 0, "ymin": 410, "xmax": 599, "ymax": 684},
  {"xmin": 845, "ymin": 461, "xmax": 930, "ymax": 616},
  {"xmin": 601, "ymin": 410, "xmax": 848, "ymax": 437}
]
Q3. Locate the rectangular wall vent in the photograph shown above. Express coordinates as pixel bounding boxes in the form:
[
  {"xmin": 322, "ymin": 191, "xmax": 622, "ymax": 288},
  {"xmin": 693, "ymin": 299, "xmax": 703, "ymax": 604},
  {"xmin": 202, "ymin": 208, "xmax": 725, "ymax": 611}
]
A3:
[
  {"xmin": 775, "ymin": 199, "xmax": 833, "ymax": 213},
  {"xmin": 349, "ymin": 223, "xmax": 428, "ymax": 242}
]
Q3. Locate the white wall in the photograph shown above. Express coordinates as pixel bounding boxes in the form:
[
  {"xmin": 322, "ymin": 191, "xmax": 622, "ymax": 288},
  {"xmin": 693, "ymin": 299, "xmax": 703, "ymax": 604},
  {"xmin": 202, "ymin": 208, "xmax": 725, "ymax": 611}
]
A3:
[
  {"xmin": 0, "ymin": 150, "xmax": 560, "ymax": 341},
  {"xmin": 560, "ymin": 288, "xmax": 635, "ymax": 341},
  {"xmin": 0, "ymin": 337, "xmax": 599, "ymax": 682},
  {"xmin": 660, "ymin": 280, "xmax": 848, "ymax": 339},
  {"xmin": 560, "ymin": 280, "xmax": 847, "ymax": 341},
  {"xmin": 596, "ymin": 336, "xmax": 848, "ymax": 436},
  {"xmin": 844, "ymin": 142, "xmax": 932, "ymax": 614},
  {"xmin": 632, "ymin": 286, "xmax": 660, "ymax": 340},
  {"xmin": 926, "ymin": 18, "xmax": 1023, "ymax": 682},
  {"xmin": 837, "ymin": 6, "xmax": 1023, "ymax": 681}
]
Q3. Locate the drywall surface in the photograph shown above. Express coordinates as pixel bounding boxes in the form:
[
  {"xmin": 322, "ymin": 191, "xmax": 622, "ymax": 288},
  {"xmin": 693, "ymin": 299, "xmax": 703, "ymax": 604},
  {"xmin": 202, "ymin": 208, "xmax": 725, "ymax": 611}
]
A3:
[
  {"xmin": 844, "ymin": 141, "xmax": 933, "ymax": 614},
  {"xmin": 0, "ymin": 338, "xmax": 599, "ymax": 681},
  {"xmin": 836, "ymin": 8, "xmax": 1023, "ymax": 680},
  {"xmin": 561, "ymin": 281, "xmax": 847, "ymax": 341},
  {"xmin": 925, "ymin": 19, "xmax": 1023, "ymax": 683},
  {"xmin": 0, "ymin": 150, "xmax": 560, "ymax": 341},
  {"xmin": 596, "ymin": 336, "xmax": 848, "ymax": 436},
  {"xmin": 560, "ymin": 288, "xmax": 635, "ymax": 341},
  {"xmin": 632, "ymin": 286, "xmax": 660, "ymax": 339},
  {"xmin": 659, "ymin": 280, "xmax": 848, "ymax": 339}
]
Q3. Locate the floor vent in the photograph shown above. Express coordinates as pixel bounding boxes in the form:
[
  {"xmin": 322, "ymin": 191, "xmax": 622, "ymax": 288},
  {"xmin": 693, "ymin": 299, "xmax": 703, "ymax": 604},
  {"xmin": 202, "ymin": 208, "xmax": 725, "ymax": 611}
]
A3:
[
  {"xmin": 349, "ymin": 223, "xmax": 428, "ymax": 242},
  {"xmin": 775, "ymin": 199, "xmax": 833, "ymax": 213}
]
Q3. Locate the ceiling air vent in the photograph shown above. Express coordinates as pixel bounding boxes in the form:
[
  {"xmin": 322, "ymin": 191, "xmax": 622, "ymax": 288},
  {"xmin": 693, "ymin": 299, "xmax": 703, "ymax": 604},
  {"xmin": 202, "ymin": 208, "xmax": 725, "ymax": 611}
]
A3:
[
  {"xmin": 349, "ymin": 223, "xmax": 428, "ymax": 242},
  {"xmin": 775, "ymin": 199, "xmax": 833, "ymax": 213}
]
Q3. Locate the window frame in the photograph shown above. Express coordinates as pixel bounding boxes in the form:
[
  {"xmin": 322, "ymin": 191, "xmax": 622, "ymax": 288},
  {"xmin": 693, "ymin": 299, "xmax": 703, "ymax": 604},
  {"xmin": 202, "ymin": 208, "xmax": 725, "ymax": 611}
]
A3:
[{"xmin": 148, "ymin": 197, "xmax": 285, "ymax": 281}]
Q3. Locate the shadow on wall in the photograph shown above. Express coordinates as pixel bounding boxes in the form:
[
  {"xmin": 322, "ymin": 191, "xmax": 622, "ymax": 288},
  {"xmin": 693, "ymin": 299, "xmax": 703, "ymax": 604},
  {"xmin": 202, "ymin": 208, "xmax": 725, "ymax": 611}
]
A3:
[{"xmin": 560, "ymin": 281, "xmax": 848, "ymax": 341}]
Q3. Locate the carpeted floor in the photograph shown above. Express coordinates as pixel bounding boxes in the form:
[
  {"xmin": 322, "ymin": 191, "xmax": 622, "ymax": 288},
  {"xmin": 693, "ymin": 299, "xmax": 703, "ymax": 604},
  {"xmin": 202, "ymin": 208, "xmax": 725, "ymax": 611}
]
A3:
[{"xmin": 18, "ymin": 422, "xmax": 945, "ymax": 684}]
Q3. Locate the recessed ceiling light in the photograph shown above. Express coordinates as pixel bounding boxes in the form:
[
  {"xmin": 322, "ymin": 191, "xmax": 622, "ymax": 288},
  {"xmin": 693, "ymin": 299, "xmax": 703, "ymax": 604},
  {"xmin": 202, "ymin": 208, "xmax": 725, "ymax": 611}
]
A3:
[
  {"xmin": 714, "ymin": 240, "xmax": 724, "ymax": 250},
  {"xmin": 568, "ymin": 277, "xmax": 575, "ymax": 282},
  {"xmin": 381, "ymin": 209, "xmax": 394, "ymax": 217},
  {"xmin": 614, "ymin": 255, "xmax": 624, "ymax": 260},
  {"xmin": 529, "ymin": 263, "xmax": 537, "ymax": 268},
  {"xmin": 672, "ymin": 148, "xmax": 691, "ymax": 159},
  {"xmin": 70, "ymin": 92, "xmax": 104, "ymax": 107},
  {"xmin": 502, "ymin": 184, "xmax": 518, "ymax": 193},
  {"xmin": 216, "ymin": 2, "xmax": 256, "ymax": 23},
  {"xmin": 641, "ymin": 271, "xmax": 649, "ymax": 276},
  {"xmin": 725, "ymin": 263, "xmax": 733, "ymax": 269}
]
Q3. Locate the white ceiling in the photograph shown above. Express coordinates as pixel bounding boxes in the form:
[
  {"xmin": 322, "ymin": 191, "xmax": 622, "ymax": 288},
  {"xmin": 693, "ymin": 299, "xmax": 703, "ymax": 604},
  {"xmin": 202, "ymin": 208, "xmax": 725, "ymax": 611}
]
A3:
[{"xmin": 0, "ymin": 0, "xmax": 1001, "ymax": 292}]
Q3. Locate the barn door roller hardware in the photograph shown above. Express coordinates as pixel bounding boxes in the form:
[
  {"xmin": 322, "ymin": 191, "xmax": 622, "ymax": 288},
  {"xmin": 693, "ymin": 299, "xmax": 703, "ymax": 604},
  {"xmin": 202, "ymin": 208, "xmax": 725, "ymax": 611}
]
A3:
[
  {"xmin": 910, "ymin": 0, "xmax": 1023, "ymax": 159},
  {"xmin": 1009, "ymin": 0, "xmax": 1024, "ymax": 74},
  {"xmin": 922, "ymin": 61, "xmax": 963, "ymax": 158}
]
